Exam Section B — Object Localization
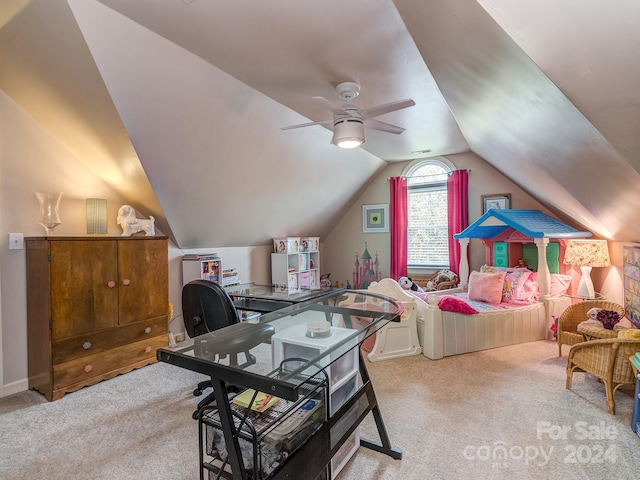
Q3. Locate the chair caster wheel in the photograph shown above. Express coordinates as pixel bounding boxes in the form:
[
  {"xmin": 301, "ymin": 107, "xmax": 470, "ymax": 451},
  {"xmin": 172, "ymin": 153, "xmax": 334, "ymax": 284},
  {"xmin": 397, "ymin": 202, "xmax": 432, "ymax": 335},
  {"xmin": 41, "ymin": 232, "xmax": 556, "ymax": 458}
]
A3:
[
  {"xmin": 193, "ymin": 388, "xmax": 203, "ymax": 396},
  {"xmin": 192, "ymin": 410, "xmax": 199, "ymax": 420}
]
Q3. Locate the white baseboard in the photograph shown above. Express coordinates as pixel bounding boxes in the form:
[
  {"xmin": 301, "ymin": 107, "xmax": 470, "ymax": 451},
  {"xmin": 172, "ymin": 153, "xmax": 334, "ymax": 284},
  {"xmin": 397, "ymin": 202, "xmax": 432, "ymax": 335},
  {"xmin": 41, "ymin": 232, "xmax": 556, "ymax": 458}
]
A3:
[{"xmin": 2, "ymin": 378, "xmax": 28, "ymax": 398}]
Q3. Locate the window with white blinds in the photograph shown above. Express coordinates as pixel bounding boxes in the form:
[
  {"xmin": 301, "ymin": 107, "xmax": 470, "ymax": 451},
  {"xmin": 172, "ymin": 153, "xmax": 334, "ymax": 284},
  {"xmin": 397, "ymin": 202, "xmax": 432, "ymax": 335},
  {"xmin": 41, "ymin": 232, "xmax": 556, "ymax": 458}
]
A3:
[{"xmin": 407, "ymin": 161, "xmax": 451, "ymax": 267}]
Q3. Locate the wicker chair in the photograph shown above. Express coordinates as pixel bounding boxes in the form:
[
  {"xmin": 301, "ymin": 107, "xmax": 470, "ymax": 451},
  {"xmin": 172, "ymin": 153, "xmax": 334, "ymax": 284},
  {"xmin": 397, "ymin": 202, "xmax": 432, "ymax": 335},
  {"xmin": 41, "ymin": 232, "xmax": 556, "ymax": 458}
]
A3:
[
  {"xmin": 566, "ymin": 337, "xmax": 640, "ymax": 414},
  {"xmin": 556, "ymin": 300, "xmax": 625, "ymax": 357}
]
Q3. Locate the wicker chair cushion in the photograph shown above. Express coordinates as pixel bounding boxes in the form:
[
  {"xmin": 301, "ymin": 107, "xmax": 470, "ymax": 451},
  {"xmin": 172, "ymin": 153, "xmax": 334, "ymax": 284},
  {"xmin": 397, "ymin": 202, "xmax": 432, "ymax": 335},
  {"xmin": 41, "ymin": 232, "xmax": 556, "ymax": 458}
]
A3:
[{"xmin": 619, "ymin": 329, "xmax": 640, "ymax": 339}]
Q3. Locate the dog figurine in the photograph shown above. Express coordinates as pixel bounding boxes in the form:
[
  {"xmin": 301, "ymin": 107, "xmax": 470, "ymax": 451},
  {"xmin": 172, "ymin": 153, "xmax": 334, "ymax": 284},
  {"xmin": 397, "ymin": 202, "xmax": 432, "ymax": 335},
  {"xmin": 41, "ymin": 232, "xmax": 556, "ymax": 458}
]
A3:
[{"xmin": 116, "ymin": 205, "xmax": 155, "ymax": 237}]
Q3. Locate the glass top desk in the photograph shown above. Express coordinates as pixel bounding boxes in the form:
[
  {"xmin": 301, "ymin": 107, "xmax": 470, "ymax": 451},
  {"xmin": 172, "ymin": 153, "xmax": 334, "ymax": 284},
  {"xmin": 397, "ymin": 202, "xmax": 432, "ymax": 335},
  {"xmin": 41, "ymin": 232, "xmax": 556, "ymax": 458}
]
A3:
[
  {"xmin": 157, "ymin": 289, "xmax": 403, "ymax": 480},
  {"xmin": 225, "ymin": 282, "xmax": 338, "ymax": 313}
]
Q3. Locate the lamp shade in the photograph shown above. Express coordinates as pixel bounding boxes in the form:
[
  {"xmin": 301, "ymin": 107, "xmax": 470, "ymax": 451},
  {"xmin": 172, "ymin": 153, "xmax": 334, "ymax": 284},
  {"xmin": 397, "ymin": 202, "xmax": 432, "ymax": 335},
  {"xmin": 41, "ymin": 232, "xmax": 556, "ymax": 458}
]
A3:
[
  {"xmin": 563, "ymin": 239, "xmax": 611, "ymax": 267},
  {"xmin": 86, "ymin": 198, "xmax": 108, "ymax": 235},
  {"xmin": 332, "ymin": 118, "xmax": 365, "ymax": 149}
]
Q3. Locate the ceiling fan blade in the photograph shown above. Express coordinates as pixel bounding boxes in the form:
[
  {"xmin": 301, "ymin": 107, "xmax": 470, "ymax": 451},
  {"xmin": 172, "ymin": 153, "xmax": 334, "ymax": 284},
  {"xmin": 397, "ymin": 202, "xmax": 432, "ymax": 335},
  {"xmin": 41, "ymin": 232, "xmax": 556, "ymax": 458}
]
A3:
[
  {"xmin": 359, "ymin": 99, "xmax": 415, "ymax": 119},
  {"xmin": 363, "ymin": 118, "xmax": 405, "ymax": 134},
  {"xmin": 313, "ymin": 96, "xmax": 348, "ymax": 115},
  {"xmin": 280, "ymin": 119, "xmax": 332, "ymax": 130}
]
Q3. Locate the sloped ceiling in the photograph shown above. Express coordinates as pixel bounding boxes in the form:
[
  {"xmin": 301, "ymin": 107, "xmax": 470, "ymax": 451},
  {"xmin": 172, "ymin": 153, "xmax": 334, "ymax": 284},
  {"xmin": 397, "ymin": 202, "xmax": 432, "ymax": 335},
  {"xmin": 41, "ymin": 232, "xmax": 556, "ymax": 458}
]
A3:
[{"xmin": 1, "ymin": 0, "xmax": 639, "ymax": 247}]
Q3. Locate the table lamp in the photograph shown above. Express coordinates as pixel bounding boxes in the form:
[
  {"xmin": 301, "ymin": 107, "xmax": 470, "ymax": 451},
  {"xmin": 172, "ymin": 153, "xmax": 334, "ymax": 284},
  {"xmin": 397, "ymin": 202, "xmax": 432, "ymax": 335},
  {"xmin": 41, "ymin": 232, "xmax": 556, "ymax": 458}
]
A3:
[
  {"xmin": 563, "ymin": 239, "xmax": 610, "ymax": 299},
  {"xmin": 86, "ymin": 198, "xmax": 107, "ymax": 235}
]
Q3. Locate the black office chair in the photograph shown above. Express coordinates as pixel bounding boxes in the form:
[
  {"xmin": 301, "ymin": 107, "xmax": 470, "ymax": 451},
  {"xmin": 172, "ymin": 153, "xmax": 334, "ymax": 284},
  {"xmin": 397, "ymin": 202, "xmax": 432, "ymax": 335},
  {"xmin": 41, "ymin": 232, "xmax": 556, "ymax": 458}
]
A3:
[{"xmin": 182, "ymin": 280, "xmax": 272, "ymax": 419}]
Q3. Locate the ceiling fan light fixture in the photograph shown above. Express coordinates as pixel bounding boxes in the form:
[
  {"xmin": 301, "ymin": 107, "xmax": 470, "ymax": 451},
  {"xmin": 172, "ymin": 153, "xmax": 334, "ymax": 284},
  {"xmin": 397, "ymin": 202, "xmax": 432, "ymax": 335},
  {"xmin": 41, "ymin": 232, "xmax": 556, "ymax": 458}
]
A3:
[{"xmin": 333, "ymin": 118, "xmax": 365, "ymax": 149}]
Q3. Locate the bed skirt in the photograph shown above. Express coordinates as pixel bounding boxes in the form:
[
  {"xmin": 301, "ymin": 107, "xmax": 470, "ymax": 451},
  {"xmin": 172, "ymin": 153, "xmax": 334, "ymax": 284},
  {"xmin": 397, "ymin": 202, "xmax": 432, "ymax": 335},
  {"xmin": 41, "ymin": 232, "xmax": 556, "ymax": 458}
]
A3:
[{"xmin": 421, "ymin": 295, "xmax": 571, "ymax": 359}]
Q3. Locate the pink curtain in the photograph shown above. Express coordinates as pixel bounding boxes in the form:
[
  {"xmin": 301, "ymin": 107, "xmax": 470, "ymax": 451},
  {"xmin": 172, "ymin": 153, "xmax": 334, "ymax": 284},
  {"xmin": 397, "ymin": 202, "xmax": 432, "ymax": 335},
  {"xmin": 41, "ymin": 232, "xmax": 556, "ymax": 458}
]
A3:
[
  {"xmin": 389, "ymin": 176, "xmax": 408, "ymax": 279},
  {"xmin": 447, "ymin": 170, "xmax": 468, "ymax": 276}
]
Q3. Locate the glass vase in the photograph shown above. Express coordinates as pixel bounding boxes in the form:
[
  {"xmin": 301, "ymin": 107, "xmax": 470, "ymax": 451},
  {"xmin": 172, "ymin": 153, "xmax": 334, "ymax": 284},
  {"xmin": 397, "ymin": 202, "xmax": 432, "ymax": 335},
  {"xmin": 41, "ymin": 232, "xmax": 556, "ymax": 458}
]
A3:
[{"xmin": 36, "ymin": 191, "xmax": 63, "ymax": 235}]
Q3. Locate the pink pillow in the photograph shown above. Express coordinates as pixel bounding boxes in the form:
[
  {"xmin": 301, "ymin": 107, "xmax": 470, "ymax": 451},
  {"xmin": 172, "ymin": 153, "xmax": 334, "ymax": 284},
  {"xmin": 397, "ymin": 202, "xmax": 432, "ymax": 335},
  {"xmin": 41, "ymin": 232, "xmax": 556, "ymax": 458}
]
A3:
[
  {"xmin": 468, "ymin": 270, "xmax": 506, "ymax": 304},
  {"xmin": 517, "ymin": 272, "xmax": 539, "ymax": 303},
  {"xmin": 503, "ymin": 269, "xmax": 532, "ymax": 303},
  {"xmin": 438, "ymin": 296, "xmax": 479, "ymax": 314},
  {"xmin": 550, "ymin": 274, "xmax": 572, "ymax": 296}
]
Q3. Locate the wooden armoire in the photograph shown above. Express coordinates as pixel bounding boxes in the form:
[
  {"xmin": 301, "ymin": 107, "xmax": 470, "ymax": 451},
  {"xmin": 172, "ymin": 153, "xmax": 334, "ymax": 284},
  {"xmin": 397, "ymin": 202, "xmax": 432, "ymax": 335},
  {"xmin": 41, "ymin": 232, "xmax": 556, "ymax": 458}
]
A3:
[{"xmin": 26, "ymin": 236, "xmax": 169, "ymax": 400}]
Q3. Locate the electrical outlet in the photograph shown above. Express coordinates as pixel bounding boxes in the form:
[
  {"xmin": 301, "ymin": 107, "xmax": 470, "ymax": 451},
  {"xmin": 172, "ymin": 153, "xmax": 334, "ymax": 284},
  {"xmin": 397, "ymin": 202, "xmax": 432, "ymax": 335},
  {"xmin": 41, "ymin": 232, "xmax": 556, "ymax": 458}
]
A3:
[
  {"xmin": 173, "ymin": 332, "xmax": 186, "ymax": 343},
  {"xmin": 9, "ymin": 233, "xmax": 24, "ymax": 250}
]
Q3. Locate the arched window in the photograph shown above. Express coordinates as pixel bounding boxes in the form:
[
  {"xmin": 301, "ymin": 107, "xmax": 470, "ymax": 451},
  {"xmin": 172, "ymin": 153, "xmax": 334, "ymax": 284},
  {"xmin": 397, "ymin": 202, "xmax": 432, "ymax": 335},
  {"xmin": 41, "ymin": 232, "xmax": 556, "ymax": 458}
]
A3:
[{"xmin": 405, "ymin": 158, "xmax": 453, "ymax": 267}]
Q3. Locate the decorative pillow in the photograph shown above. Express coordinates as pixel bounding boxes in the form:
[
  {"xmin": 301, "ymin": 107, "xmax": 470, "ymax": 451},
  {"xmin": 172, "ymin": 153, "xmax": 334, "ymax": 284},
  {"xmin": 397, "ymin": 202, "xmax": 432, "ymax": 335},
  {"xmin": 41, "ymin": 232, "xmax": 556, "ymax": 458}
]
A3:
[
  {"xmin": 549, "ymin": 274, "xmax": 572, "ymax": 296},
  {"xmin": 467, "ymin": 270, "xmax": 506, "ymax": 304},
  {"xmin": 502, "ymin": 269, "xmax": 532, "ymax": 303},
  {"xmin": 517, "ymin": 272, "xmax": 539, "ymax": 303},
  {"xmin": 438, "ymin": 296, "xmax": 479, "ymax": 314}
]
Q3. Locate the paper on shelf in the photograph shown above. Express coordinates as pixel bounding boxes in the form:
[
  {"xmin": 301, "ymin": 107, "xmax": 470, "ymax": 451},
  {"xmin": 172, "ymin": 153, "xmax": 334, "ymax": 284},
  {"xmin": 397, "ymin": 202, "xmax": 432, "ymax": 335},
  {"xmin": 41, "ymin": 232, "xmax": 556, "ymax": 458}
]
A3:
[{"xmin": 232, "ymin": 389, "xmax": 280, "ymax": 412}]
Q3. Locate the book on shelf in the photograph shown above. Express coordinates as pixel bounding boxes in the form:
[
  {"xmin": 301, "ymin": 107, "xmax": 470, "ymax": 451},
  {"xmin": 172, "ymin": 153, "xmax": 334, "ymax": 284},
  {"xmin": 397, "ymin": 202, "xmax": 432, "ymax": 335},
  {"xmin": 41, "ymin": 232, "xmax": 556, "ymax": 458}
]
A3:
[
  {"xmin": 182, "ymin": 253, "xmax": 219, "ymax": 260},
  {"xmin": 222, "ymin": 276, "xmax": 240, "ymax": 286},
  {"xmin": 222, "ymin": 268, "xmax": 239, "ymax": 286}
]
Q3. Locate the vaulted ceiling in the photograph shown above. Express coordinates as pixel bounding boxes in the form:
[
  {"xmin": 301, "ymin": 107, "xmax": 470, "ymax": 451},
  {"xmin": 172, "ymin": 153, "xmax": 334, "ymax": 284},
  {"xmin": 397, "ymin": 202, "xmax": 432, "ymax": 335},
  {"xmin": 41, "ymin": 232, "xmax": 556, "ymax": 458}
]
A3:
[{"xmin": 2, "ymin": 0, "xmax": 639, "ymax": 247}]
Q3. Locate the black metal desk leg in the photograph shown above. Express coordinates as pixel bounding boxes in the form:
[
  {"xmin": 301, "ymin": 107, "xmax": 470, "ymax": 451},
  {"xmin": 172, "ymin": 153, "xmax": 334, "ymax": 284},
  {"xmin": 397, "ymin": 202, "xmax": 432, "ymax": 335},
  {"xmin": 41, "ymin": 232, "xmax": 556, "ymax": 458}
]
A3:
[
  {"xmin": 357, "ymin": 349, "xmax": 402, "ymax": 460},
  {"xmin": 209, "ymin": 378, "xmax": 248, "ymax": 480}
]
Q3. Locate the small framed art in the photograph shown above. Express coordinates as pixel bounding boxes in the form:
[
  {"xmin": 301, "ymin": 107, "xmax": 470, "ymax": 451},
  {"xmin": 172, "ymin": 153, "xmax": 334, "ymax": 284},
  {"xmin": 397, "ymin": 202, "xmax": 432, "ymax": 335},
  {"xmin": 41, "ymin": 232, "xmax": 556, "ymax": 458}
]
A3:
[
  {"xmin": 481, "ymin": 194, "xmax": 511, "ymax": 214},
  {"xmin": 363, "ymin": 204, "xmax": 389, "ymax": 233}
]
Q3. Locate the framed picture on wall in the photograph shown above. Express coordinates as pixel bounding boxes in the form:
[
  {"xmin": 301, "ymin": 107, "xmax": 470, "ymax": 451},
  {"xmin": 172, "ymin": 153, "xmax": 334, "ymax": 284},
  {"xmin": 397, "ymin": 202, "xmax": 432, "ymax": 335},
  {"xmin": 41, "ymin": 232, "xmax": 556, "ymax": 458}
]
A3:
[
  {"xmin": 363, "ymin": 204, "xmax": 389, "ymax": 233},
  {"xmin": 481, "ymin": 193, "xmax": 511, "ymax": 214}
]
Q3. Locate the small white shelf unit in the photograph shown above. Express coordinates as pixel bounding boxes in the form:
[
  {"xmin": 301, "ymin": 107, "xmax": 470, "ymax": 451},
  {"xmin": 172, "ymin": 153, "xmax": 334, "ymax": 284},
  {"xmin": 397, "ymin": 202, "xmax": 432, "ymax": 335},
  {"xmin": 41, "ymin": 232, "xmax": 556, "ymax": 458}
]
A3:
[
  {"xmin": 182, "ymin": 256, "xmax": 240, "ymax": 287},
  {"xmin": 271, "ymin": 251, "xmax": 320, "ymax": 291},
  {"xmin": 271, "ymin": 236, "xmax": 320, "ymax": 291}
]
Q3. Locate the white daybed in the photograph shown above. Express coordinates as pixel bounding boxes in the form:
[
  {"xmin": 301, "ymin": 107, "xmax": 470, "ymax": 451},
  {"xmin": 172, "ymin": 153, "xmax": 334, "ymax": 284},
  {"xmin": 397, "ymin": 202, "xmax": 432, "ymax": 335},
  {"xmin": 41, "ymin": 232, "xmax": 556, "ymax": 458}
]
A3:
[
  {"xmin": 377, "ymin": 210, "xmax": 591, "ymax": 359},
  {"xmin": 368, "ymin": 278, "xmax": 571, "ymax": 359}
]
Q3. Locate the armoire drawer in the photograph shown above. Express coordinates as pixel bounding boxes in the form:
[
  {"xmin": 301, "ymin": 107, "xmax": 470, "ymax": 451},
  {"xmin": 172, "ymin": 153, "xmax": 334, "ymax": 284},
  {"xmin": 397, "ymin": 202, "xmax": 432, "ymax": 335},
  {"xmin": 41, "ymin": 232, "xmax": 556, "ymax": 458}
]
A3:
[
  {"xmin": 52, "ymin": 316, "xmax": 167, "ymax": 365},
  {"xmin": 52, "ymin": 335, "xmax": 168, "ymax": 389}
]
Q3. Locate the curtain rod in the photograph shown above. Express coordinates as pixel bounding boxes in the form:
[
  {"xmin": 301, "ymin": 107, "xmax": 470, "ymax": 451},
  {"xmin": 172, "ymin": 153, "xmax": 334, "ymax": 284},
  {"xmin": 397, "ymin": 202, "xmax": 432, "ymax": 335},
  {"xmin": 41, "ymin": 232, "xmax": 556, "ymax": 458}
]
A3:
[{"xmin": 387, "ymin": 168, "xmax": 470, "ymax": 181}]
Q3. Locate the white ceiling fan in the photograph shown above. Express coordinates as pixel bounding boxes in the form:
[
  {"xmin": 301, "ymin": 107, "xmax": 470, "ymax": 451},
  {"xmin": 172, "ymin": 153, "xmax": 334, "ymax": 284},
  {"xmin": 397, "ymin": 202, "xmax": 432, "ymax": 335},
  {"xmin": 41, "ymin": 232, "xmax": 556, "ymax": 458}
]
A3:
[{"xmin": 281, "ymin": 82, "xmax": 416, "ymax": 149}]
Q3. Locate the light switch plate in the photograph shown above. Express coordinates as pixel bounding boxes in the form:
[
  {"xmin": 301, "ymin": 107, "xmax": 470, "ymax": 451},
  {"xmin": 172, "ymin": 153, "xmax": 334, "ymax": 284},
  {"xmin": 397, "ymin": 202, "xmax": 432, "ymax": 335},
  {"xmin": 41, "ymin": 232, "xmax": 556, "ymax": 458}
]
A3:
[{"xmin": 9, "ymin": 233, "xmax": 24, "ymax": 250}]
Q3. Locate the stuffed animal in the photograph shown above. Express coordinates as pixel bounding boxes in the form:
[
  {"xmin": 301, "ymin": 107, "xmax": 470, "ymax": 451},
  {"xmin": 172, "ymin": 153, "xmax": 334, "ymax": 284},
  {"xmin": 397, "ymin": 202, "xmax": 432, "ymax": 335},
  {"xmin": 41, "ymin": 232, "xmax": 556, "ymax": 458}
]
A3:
[
  {"xmin": 398, "ymin": 276, "xmax": 423, "ymax": 292},
  {"xmin": 423, "ymin": 269, "xmax": 459, "ymax": 291},
  {"xmin": 550, "ymin": 315, "xmax": 559, "ymax": 339},
  {"xmin": 586, "ymin": 307, "xmax": 602, "ymax": 322}
]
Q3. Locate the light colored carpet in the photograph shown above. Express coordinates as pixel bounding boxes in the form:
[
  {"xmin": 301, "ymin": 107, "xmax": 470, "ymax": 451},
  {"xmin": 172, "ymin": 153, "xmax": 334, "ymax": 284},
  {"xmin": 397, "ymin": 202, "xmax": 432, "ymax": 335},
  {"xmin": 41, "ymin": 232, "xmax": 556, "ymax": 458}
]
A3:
[{"xmin": 0, "ymin": 340, "xmax": 638, "ymax": 479}]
